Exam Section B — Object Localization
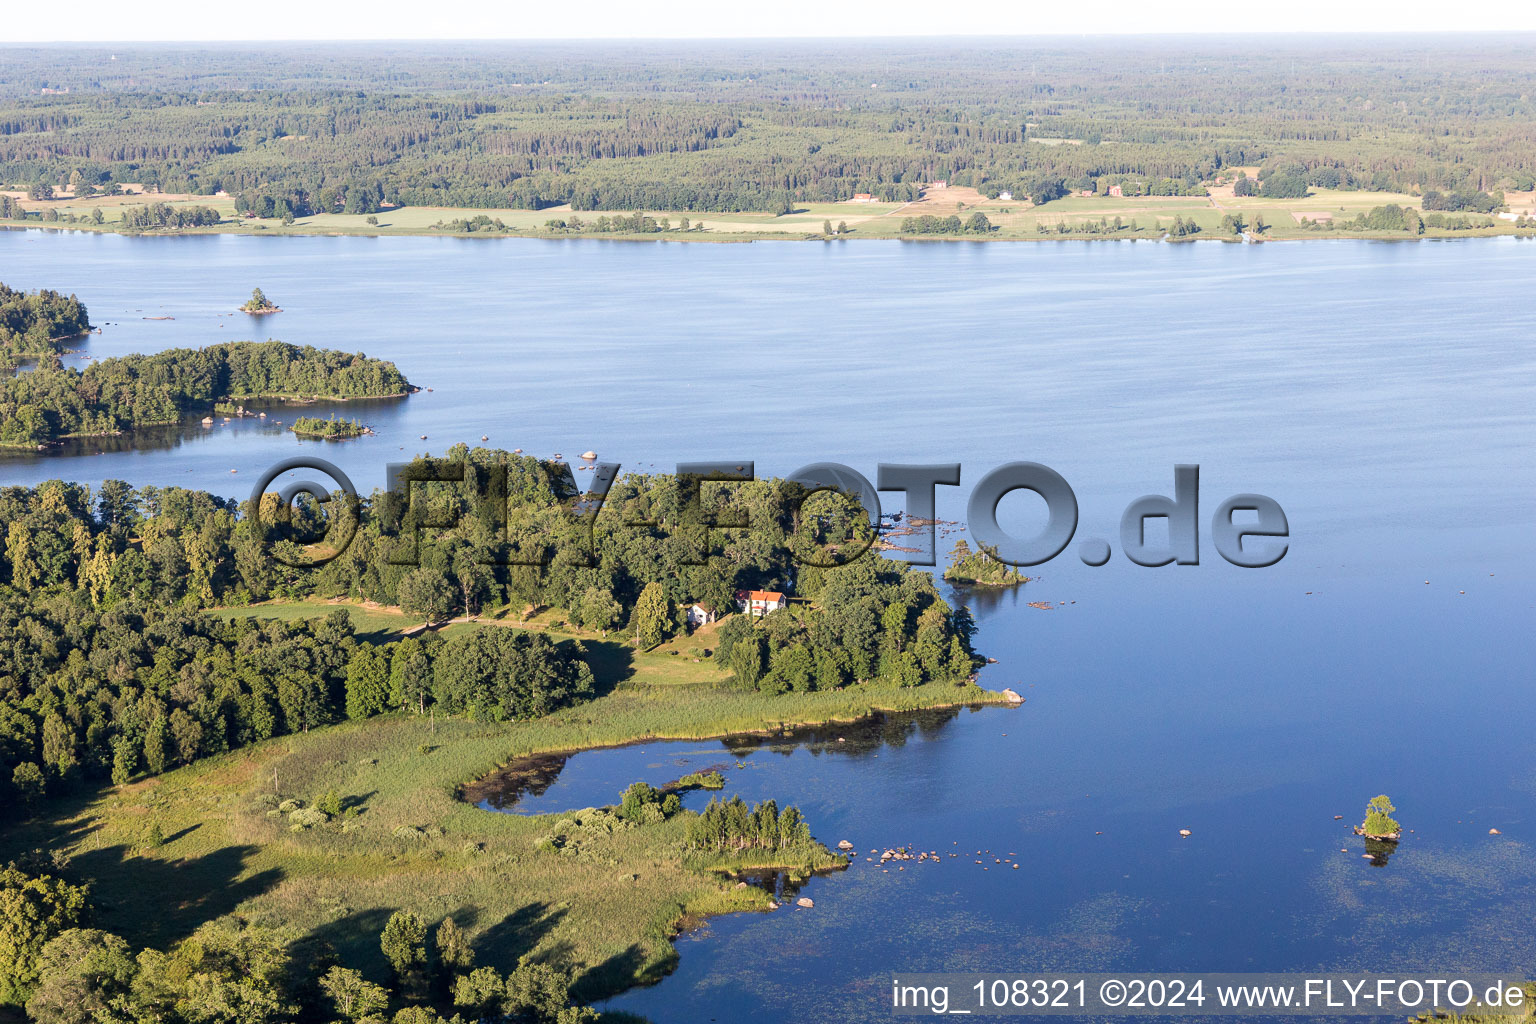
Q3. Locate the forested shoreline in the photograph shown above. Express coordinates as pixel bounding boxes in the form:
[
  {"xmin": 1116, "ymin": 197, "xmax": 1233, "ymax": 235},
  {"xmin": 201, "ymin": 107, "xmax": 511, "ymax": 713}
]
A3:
[
  {"xmin": 0, "ymin": 454, "xmax": 980, "ymax": 815},
  {"xmin": 0, "ymin": 454, "xmax": 985, "ymax": 1022},
  {"xmin": 3, "ymin": 41, "xmax": 1535, "ymax": 216},
  {"xmin": 0, "ymin": 340, "xmax": 412, "ymax": 446},
  {"xmin": 0, "ymin": 445, "xmax": 1007, "ymax": 1024}
]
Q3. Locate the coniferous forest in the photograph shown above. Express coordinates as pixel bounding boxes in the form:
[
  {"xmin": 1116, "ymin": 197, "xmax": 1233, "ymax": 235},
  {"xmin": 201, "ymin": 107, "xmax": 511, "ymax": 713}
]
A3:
[{"xmin": 2, "ymin": 40, "xmax": 1535, "ymax": 215}]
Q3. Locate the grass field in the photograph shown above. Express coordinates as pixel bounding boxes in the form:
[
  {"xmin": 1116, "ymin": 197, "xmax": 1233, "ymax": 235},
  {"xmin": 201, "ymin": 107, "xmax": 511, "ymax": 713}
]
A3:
[
  {"xmin": 7, "ymin": 188, "xmax": 1533, "ymax": 244},
  {"xmin": 220, "ymin": 598, "xmax": 415, "ymax": 643},
  {"xmin": 3, "ymin": 602, "xmax": 1007, "ymax": 1003},
  {"xmin": 219, "ymin": 598, "xmax": 734, "ymax": 687}
]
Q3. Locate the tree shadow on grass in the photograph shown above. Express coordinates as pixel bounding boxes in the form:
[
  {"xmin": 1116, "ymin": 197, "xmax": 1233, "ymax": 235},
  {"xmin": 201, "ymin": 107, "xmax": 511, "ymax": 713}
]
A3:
[
  {"xmin": 305, "ymin": 906, "xmax": 400, "ymax": 984},
  {"xmin": 342, "ymin": 790, "xmax": 377, "ymax": 814},
  {"xmin": 473, "ymin": 900, "xmax": 569, "ymax": 968},
  {"xmin": 65, "ymin": 841, "xmax": 284, "ymax": 951},
  {"xmin": 571, "ymin": 942, "xmax": 664, "ymax": 1003},
  {"xmin": 579, "ymin": 640, "xmax": 634, "ymax": 697}
]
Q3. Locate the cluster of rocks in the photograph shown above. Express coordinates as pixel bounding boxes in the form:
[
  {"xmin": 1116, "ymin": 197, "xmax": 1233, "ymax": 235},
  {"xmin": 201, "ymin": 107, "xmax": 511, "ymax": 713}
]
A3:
[{"xmin": 869, "ymin": 846, "xmax": 939, "ymax": 864}]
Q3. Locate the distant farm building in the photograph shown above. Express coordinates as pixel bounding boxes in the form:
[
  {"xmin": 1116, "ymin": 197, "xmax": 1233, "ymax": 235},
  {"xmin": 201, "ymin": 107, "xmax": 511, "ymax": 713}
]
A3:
[
  {"xmin": 1108, "ymin": 185, "xmax": 1124, "ymax": 197},
  {"xmin": 736, "ymin": 590, "xmax": 787, "ymax": 617},
  {"xmin": 998, "ymin": 191, "xmax": 1014, "ymax": 201},
  {"xmin": 851, "ymin": 193, "xmax": 876, "ymax": 203},
  {"xmin": 687, "ymin": 603, "xmax": 719, "ymax": 628},
  {"xmin": 930, "ymin": 181, "xmax": 949, "ymax": 190}
]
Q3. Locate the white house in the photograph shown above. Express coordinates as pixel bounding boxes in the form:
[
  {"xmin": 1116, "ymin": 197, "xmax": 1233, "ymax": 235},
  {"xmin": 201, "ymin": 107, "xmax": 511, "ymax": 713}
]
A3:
[
  {"xmin": 998, "ymin": 191, "xmax": 1014, "ymax": 201},
  {"xmin": 735, "ymin": 589, "xmax": 787, "ymax": 617},
  {"xmin": 687, "ymin": 603, "xmax": 719, "ymax": 628}
]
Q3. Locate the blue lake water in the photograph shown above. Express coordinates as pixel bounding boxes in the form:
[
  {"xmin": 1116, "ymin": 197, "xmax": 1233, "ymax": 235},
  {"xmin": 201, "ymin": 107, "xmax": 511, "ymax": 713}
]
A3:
[{"xmin": 3, "ymin": 229, "xmax": 1535, "ymax": 1021}]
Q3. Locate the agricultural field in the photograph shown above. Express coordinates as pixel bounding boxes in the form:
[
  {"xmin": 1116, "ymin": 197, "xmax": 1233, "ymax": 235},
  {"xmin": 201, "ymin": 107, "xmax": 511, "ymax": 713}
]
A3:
[{"xmin": 8, "ymin": 184, "xmax": 1529, "ymax": 243}]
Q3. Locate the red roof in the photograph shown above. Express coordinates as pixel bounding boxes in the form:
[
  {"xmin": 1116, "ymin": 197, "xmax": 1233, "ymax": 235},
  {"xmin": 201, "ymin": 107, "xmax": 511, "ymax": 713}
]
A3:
[{"xmin": 736, "ymin": 589, "xmax": 786, "ymax": 602}]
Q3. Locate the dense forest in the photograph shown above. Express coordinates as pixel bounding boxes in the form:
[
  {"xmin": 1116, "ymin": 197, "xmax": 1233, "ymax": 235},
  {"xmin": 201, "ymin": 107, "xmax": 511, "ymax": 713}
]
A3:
[
  {"xmin": 2, "ymin": 41, "xmax": 1535, "ymax": 214},
  {"xmin": 0, "ymin": 341, "xmax": 412, "ymax": 445},
  {"xmin": 0, "ymin": 453, "xmax": 979, "ymax": 814},
  {"xmin": 0, "ymin": 283, "xmax": 91, "ymax": 357}
]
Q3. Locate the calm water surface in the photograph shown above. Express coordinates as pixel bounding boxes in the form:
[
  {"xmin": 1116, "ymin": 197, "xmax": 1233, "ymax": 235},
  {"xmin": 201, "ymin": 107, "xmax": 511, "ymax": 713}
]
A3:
[{"xmin": 3, "ymin": 230, "xmax": 1534, "ymax": 1021}]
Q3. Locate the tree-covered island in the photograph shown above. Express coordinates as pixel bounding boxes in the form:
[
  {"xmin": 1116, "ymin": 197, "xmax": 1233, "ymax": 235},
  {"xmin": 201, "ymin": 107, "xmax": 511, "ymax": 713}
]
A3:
[
  {"xmin": 290, "ymin": 414, "xmax": 369, "ymax": 439},
  {"xmin": 241, "ymin": 287, "xmax": 281, "ymax": 314},
  {"xmin": 944, "ymin": 538, "xmax": 1029, "ymax": 587},
  {"xmin": 0, "ymin": 340, "xmax": 411, "ymax": 447},
  {"xmin": 1357, "ymin": 794, "xmax": 1403, "ymax": 842}
]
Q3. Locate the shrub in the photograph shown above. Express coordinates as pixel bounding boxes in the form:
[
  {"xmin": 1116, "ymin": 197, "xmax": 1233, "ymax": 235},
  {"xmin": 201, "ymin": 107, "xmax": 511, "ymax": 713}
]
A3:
[{"xmin": 288, "ymin": 808, "xmax": 330, "ymax": 829}]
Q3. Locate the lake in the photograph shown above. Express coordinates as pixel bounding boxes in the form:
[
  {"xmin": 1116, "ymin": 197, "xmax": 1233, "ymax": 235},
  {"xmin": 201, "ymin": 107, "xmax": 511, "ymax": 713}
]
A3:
[{"xmin": 3, "ymin": 229, "xmax": 1535, "ymax": 1021}]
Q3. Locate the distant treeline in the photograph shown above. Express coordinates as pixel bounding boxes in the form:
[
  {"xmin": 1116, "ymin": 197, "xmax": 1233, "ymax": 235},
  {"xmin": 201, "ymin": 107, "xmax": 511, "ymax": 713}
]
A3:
[
  {"xmin": 0, "ymin": 341, "xmax": 411, "ymax": 445},
  {"xmin": 0, "ymin": 283, "xmax": 90, "ymax": 357},
  {"xmin": 2, "ymin": 42, "xmax": 1534, "ymax": 215}
]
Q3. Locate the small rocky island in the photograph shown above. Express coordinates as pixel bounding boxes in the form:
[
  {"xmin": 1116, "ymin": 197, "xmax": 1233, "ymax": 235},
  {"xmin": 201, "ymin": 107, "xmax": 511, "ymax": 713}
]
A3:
[
  {"xmin": 240, "ymin": 286, "xmax": 281, "ymax": 314},
  {"xmin": 290, "ymin": 414, "xmax": 371, "ymax": 439},
  {"xmin": 1354, "ymin": 794, "xmax": 1403, "ymax": 842},
  {"xmin": 944, "ymin": 538, "xmax": 1030, "ymax": 587}
]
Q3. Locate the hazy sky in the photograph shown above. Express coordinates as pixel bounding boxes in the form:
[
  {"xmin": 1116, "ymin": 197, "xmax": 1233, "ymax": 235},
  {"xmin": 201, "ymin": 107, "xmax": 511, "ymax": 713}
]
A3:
[{"xmin": 7, "ymin": 0, "xmax": 1531, "ymax": 42}]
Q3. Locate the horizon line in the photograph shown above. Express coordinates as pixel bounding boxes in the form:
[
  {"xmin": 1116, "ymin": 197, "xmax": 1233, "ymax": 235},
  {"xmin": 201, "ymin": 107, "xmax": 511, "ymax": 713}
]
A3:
[{"xmin": 8, "ymin": 30, "xmax": 1536, "ymax": 45}]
